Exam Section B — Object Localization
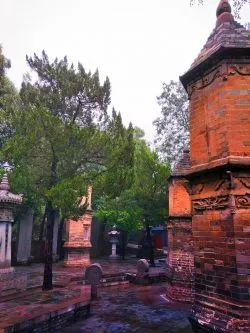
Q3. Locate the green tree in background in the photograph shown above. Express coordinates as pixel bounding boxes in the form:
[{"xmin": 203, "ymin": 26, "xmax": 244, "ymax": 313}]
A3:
[
  {"xmin": 94, "ymin": 126, "xmax": 170, "ymax": 262},
  {"xmin": 94, "ymin": 192, "xmax": 142, "ymax": 260},
  {"xmin": 132, "ymin": 132, "xmax": 170, "ymax": 265},
  {"xmin": 153, "ymin": 80, "xmax": 189, "ymax": 167},
  {"xmin": 3, "ymin": 51, "xmax": 112, "ymax": 290},
  {"xmin": 0, "ymin": 46, "xmax": 20, "ymax": 149}
]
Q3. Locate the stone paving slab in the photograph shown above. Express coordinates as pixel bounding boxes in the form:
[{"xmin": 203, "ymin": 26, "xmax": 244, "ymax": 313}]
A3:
[
  {"xmin": 13, "ymin": 258, "xmax": 164, "ymax": 289},
  {"xmin": 56, "ymin": 283, "xmax": 194, "ymax": 333},
  {"xmin": 0, "ymin": 258, "xmax": 167, "ymax": 332},
  {"xmin": 0, "ymin": 285, "xmax": 91, "ymax": 332}
]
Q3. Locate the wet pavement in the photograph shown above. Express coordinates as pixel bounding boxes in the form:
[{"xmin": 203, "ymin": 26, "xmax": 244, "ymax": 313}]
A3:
[
  {"xmin": 0, "ymin": 284, "xmax": 91, "ymax": 330},
  {"xmin": 56, "ymin": 283, "xmax": 194, "ymax": 333},
  {"xmin": 14, "ymin": 258, "xmax": 139, "ymax": 288}
]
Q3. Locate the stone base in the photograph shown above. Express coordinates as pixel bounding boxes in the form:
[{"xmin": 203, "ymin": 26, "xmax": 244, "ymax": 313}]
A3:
[
  {"xmin": 109, "ymin": 254, "xmax": 119, "ymax": 260},
  {"xmin": 64, "ymin": 247, "xmax": 91, "ymax": 268},
  {"xmin": 64, "ymin": 260, "xmax": 91, "ymax": 268},
  {"xmin": 0, "ymin": 267, "xmax": 15, "ymax": 274},
  {"xmin": 190, "ymin": 299, "xmax": 250, "ymax": 333}
]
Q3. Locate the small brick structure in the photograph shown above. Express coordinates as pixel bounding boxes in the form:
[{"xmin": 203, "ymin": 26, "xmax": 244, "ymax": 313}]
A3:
[
  {"xmin": 179, "ymin": 1, "xmax": 250, "ymax": 331},
  {"xmin": 167, "ymin": 150, "xmax": 194, "ymax": 303},
  {"xmin": 64, "ymin": 186, "xmax": 93, "ymax": 268}
]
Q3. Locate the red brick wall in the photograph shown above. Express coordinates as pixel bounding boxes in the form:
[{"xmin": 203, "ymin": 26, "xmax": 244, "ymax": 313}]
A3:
[
  {"xmin": 169, "ymin": 178, "xmax": 191, "ymax": 216},
  {"xmin": 190, "ymin": 169, "xmax": 250, "ymax": 331},
  {"xmin": 186, "ymin": 59, "xmax": 250, "ymax": 331},
  {"xmin": 167, "ymin": 177, "xmax": 194, "ymax": 302},
  {"xmin": 189, "ymin": 64, "xmax": 250, "ymax": 167}
]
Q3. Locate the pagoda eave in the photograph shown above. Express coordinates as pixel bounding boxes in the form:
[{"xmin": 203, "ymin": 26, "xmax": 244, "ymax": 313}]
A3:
[{"xmin": 180, "ymin": 46, "xmax": 250, "ymax": 92}]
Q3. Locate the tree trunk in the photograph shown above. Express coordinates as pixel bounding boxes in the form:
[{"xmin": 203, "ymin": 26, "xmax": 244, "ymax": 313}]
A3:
[
  {"xmin": 42, "ymin": 201, "xmax": 56, "ymax": 290},
  {"xmin": 57, "ymin": 218, "xmax": 65, "ymax": 260},
  {"xmin": 146, "ymin": 221, "xmax": 155, "ymax": 267},
  {"xmin": 39, "ymin": 206, "xmax": 47, "ymax": 241}
]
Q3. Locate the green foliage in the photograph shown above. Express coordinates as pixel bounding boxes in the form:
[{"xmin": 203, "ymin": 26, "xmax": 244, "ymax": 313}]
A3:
[
  {"xmin": 94, "ymin": 129, "xmax": 170, "ymax": 234},
  {"xmin": 94, "ymin": 192, "xmax": 142, "ymax": 233},
  {"xmin": 0, "ymin": 46, "xmax": 20, "ymax": 149},
  {"xmin": 132, "ymin": 137, "xmax": 170, "ymax": 224},
  {"xmin": 25, "ymin": 51, "xmax": 111, "ymax": 127},
  {"xmin": 153, "ymin": 80, "xmax": 189, "ymax": 166},
  {"xmin": 1, "ymin": 51, "xmax": 115, "ymax": 222},
  {"xmin": 93, "ymin": 110, "xmax": 135, "ymax": 199}
]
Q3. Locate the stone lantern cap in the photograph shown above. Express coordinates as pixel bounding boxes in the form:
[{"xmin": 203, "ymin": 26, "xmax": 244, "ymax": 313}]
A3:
[
  {"xmin": 0, "ymin": 173, "xmax": 22, "ymax": 205},
  {"xmin": 108, "ymin": 225, "xmax": 120, "ymax": 236}
]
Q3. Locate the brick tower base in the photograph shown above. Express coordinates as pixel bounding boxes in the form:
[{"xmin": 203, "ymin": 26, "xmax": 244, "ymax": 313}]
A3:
[{"xmin": 63, "ymin": 210, "xmax": 92, "ymax": 268}]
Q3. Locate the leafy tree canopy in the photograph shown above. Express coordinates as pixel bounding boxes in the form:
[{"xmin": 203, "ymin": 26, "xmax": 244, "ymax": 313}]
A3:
[
  {"xmin": 0, "ymin": 46, "xmax": 20, "ymax": 149},
  {"xmin": 94, "ymin": 127, "xmax": 170, "ymax": 234},
  {"xmin": 153, "ymin": 80, "xmax": 189, "ymax": 167}
]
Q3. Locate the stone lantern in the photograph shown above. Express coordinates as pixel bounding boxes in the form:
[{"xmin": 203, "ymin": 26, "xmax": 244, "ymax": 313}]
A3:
[
  {"xmin": 0, "ymin": 165, "xmax": 22, "ymax": 273},
  {"xmin": 108, "ymin": 225, "xmax": 120, "ymax": 259}
]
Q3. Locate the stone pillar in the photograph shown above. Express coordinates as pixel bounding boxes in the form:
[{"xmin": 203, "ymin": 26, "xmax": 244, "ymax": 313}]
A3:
[
  {"xmin": 180, "ymin": 1, "xmax": 250, "ymax": 331},
  {"xmin": 0, "ymin": 222, "xmax": 13, "ymax": 272},
  {"xmin": 16, "ymin": 208, "xmax": 34, "ymax": 265},
  {"xmin": 166, "ymin": 150, "xmax": 194, "ymax": 303},
  {"xmin": 111, "ymin": 243, "xmax": 116, "ymax": 256},
  {"xmin": 0, "ymin": 170, "xmax": 22, "ymax": 273}
]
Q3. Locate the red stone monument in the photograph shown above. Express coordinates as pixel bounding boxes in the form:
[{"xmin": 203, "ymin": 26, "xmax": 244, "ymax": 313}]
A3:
[
  {"xmin": 180, "ymin": 1, "xmax": 250, "ymax": 331},
  {"xmin": 167, "ymin": 150, "xmax": 194, "ymax": 303},
  {"xmin": 64, "ymin": 185, "xmax": 93, "ymax": 268}
]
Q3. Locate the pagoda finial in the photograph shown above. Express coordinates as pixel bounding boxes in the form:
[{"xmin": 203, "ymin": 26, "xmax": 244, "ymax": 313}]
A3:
[
  {"xmin": 0, "ymin": 162, "xmax": 10, "ymax": 191},
  {"xmin": 0, "ymin": 173, "xmax": 9, "ymax": 191},
  {"xmin": 216, "ymin": 0, "xmax": 234, "ymax": 26}
]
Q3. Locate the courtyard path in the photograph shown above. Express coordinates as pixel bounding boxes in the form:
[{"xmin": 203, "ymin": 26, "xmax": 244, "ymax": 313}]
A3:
[{"xmin": 56, "ymin": 283, "xmax": 194, "ymax": 333}]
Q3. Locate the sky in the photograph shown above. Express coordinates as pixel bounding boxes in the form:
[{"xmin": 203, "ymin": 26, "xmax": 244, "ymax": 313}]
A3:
[{"xmin": 1, "ymin": 0, "xmax": 249, "ymax": 143}]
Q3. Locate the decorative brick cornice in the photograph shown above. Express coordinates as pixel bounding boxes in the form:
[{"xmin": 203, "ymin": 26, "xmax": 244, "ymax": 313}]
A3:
[{"xmin": 185, "ymin": 156, "xmax": 250, "ymax": 179}]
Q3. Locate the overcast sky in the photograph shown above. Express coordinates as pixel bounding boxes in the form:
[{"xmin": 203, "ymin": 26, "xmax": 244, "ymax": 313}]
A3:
[{"xmin": 1, "ymin": 0, "xmax": 249, "ymax": 143}]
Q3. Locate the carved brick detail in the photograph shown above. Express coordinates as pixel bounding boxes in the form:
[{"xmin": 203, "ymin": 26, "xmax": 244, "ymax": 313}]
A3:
[
  {"xmin": 187, "ymin": 64, "xmax": 250, "ymax": 98},
  {"xmin": 187, "ymin": 67, "xmax": 223, "ymax": 98},
  {"xmin": 238, "ymin": 178, "xmax": 250, "ymax": 189},
  {"xmin": 193, "ymin": 195, "xmax": 229, "ymax": 211},
  {"xmin": 228, "ymin": 64, "xmax": 250, "ymax": 77},
  {"xmin": 235, "ymin": 193, "xmax": 250, "ymax": 208}
]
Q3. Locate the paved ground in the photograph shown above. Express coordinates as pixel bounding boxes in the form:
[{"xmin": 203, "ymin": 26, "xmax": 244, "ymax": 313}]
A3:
[
  {"xmin": 0, "ymin": 258, "xmax": 193, "ymax": 332},
  {"xmin": 56, "ymin": 284, "xmax": 194, "ymax": 333},
  {"xmin": 13, "ymin": 257, "xmax": 166, "ymax": 289},
  {"xmin": 14, "ymin": 258, "xmax": 139, "ymax": 288},
  {"xmin": 0, "ymin": 284, "xmax": 91, "ymax": 330}
]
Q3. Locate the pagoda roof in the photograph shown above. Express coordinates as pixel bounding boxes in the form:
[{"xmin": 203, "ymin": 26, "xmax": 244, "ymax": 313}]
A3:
[
  {"xmin": 181, "ymin": 0, "xmax": 250, "ymax": 89},
  {"xmin": 172, "ymin": 149, "xmax": 191, "ymax": 177},
  {"xmin": 0, "ymin": 174, "xmax": 22, "ymax": 205}
]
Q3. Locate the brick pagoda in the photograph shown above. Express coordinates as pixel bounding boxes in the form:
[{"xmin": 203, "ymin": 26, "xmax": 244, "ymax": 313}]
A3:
[
  {"xmin": 180, "ymin": 1, "xmax": 250, "ymax": 331},
  {"xmin": 64, "ymin": 185, "xmax": 93, "ymax": 268},
  {"xmin": 167, "ymin": 150, "xmax": 194, "ymax": 303}
]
